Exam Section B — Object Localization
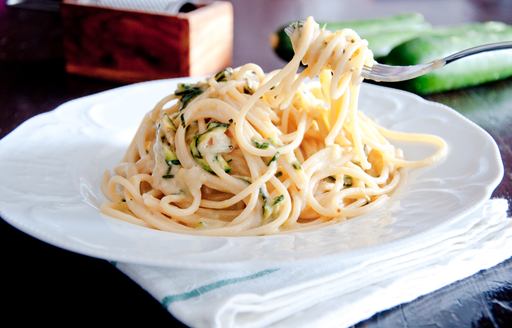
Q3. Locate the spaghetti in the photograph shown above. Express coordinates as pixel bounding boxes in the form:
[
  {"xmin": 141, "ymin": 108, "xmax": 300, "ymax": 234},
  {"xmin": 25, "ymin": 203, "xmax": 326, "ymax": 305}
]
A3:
[{"xmin": 101, "ymin": 17, "xmax": 447, "ymax": 235}]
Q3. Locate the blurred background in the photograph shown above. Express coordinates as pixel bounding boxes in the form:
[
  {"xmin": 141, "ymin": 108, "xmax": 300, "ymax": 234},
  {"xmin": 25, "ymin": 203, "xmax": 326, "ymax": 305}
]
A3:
[
  {"xmin": 1, "ymin": 0, "xmax": 512, "ymax": 71},
  {"xmin": 231, "ymin": 0, "xmax": 512, "ymax": 70}
]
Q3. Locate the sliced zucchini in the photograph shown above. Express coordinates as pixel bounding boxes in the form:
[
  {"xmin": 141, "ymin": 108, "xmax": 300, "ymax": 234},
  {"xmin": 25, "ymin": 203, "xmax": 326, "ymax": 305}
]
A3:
[
  {"xmin": 163, "ymin": 144, "xmax": 180, "ymax": 166},
  {"xmin": 190, "ymin": 136, "xmax": 213, "ymax": 173},
  {"xmin": 190, "ymin": 121, "xmax": 232, "ymax": 174},
  {"xmin": 162, "ymin": 114, "xmax": 177, "ymax": 132},
  {"xmin": 215, "ymin": 154, "xmax": 232, "ymax": 173},
  {"xmin": 267, "ymin": 152, "xmax": 280, "ymax": 166},
  {"xmin": 214, "ymin": 67, "xmax": 233, "ymax": 82},
  {"xmin": 206, "ymin": 121, "xmax": 230, "ymax": 131},
  {"xmin": 383, "ymin": 22, "xmax": 512, "ymax": 94},
  {"xmin": 175, "ymin": 83, "xmax": 205, "ymax": 110},
  {"xmin": 252, "ymin": 138, "xmax": 270, "ymax": 149},
  {"xmin": 261, "ymin": 191, "xmax": 285, "ymax": 222},
  {"xmin": 260, "ymin": 188, "xmax": 273, "ymax": 221},
  {"xmin": 272, "ymin": 194, "xmax": 285, "ymax": 207},
  {"xmin": 272, "ymin": 13, "xmax": 431, "ymax": 60}
]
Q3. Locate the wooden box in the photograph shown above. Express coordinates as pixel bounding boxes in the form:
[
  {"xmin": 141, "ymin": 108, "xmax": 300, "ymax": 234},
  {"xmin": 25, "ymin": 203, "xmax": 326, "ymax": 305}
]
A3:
[{"xmin": 61, "ymin": 1, "xmax": 233, "ymax": 82}]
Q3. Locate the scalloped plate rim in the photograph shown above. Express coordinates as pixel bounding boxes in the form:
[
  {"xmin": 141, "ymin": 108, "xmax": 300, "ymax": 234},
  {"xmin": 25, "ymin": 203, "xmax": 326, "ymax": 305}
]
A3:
[{"xmin": 0, "ymin": 79, "xmax": 504, "ymax": 269}]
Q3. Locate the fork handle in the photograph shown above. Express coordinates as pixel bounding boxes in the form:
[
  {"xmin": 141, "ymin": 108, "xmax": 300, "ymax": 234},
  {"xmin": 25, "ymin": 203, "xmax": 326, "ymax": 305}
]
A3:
[{"xmin": 444, "ymin": 41, "xmax": 512, "ymax": 64}]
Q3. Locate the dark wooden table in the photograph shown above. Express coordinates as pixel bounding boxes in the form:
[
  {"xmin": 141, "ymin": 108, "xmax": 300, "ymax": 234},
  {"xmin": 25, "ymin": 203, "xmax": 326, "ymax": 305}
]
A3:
[{"xmin": 1, "ymin": 1, "xmax": 512, "ymax": 326}]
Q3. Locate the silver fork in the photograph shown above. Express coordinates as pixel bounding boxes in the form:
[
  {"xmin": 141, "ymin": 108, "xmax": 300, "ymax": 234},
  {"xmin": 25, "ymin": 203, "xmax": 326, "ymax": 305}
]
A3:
[
  {"xmin": 284, "ymin": 24, "xmax": 512, "ymax": 82},
  {"xmin": 362, "ymin": 42, "xmax": 512, "ymax": 82}
]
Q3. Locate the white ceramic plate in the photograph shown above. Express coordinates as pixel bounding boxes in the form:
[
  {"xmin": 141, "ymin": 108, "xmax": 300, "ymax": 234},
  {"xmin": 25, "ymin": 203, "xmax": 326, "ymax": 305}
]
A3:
[{"xmin": 0, "ymin": 79, "xmax": 503, "ymax": 269}]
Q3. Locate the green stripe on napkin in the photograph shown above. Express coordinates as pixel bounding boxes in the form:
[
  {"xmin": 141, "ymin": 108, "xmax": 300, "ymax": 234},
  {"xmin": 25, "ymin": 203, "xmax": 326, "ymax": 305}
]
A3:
[{"xmin": 161, "ymin": 269, "xmax": 279, "ymax": 307}]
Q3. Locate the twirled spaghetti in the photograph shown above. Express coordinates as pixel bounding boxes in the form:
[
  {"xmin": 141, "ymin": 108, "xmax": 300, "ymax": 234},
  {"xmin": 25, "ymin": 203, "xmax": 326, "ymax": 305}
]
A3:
[{"xmin": 101, "ymin": 17, "xmax": 447, "ymax": 235}]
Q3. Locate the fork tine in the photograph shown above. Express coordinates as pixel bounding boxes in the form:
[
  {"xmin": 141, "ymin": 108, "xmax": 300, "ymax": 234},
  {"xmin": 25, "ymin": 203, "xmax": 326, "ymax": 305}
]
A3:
[
  {"xmin": 363, "ymin": 62, "xmax": 437, "ymax": 82},
  {"xmin": 284, "ymin": 20, "xmax": 304, "ymax": 37},
  {"xmin": 284, "ymin": 25, "xmax": 295, "ymax": 38}
]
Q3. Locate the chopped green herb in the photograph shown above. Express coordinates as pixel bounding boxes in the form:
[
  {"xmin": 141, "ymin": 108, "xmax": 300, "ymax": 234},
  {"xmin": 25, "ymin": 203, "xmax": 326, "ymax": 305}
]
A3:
[
  {"xmin": 344, "ymin": 176, "xmax": 353, "ymax": 187},
  {"xmin": 162, "ymin": 174, "xmax": 174, "ymax": 179},
  {"xmin": 292, "ymin": 161, "xmax": 302, "ymax": 170},
  {"xmin": 275, "ymin": 171, "xmax": 283, "ymax": 178}
]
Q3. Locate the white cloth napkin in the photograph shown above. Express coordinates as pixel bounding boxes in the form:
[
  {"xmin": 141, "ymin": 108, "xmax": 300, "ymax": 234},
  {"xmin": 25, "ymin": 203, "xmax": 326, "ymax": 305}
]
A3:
[{"xmin": 115, "ymin": 199, "xmax": 512, "ymax": 328}]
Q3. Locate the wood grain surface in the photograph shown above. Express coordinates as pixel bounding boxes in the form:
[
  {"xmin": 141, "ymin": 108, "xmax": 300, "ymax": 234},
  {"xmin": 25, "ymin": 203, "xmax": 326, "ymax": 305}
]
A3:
[{"xmin": 61, "ymin": 1, "xmax": 233, "ymax": 81}]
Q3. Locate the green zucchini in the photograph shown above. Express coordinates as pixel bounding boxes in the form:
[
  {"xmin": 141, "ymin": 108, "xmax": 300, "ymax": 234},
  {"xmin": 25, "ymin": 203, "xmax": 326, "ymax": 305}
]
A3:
[
  {"xmin": 383, "ymin": 22, "xmax": 512, "ymax": 94},
  {"xmin": 162, "ymin": 114, "xmax": 177, "ymax": 132},
  {"xmin": 189, "ymin": 137, "xmax": 213, "ymax": 173},
  {"xmin": 271, "ymin": 13, "xmax": 431, "ymax": 60},
  {"xmin": 261, "ymin": 192, "xmax": 285, "ymax": 222},
  {"xmin": 260, "ymin": 188, "xmax": 284, "ymax": 222},
  {"xmin": 189, "ymin": 122, "xmax": 232, "ymax": 174},
  {"xmin": 214, "ymin": 67, "xmax": 233, "ymax": 82},
  {"xmin": 260, "ymin": 188, "xmax": 273, "ymax": 221},
  {"xmin": 161, "ymin": 143, "xmax": 179, "ymax": 179},
  {"xmin": 272, "ymin": 195, "xmax": 284, "ymax": 207},
  {"xmin": 318, "ymin": 13, "xmax": 426, "ymax": 35},
  {"xmin": 215, "ymin": 154, "xmax": 232, "ymax": 174},
  {"xmin": 163, "ymin": 144, "xmax": 180, "ymax": 166},
  {"xmin": 267, "ymin": 152, "xmax": 280, "ymax": 166},
  {"xmin": 196, "ymin": 122, "xmax": 229, "ymax": 144},
  {"xmin": 252, "ymin": 138, "xmax": 270, "ymax": 149},
  {"xmin": 175, "ymin": 82, "xmax": 205, "ymax": 110}
]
